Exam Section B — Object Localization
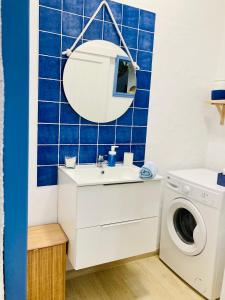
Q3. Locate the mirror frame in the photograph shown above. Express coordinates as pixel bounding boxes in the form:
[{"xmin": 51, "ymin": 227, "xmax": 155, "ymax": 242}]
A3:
[{"xmin": 113, "ymin": 55, "xmax": 136, "ymax": 98}]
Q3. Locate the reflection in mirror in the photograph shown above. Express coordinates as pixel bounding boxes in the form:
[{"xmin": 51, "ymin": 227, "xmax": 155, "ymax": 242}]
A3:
[
  {"xmin": 114, "ymin": 56, "xmax": 136, "ymax": 97},
  {"xmin": 63, "ymin": 40, "xmax": 136, "ymax": 123}
]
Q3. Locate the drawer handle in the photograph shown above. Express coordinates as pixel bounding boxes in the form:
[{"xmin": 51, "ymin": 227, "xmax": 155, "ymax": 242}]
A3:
[
  {"xmin": 103, "ymin": 181, "xmax": 144, "ymax": 186},
  {"xmin": 167, "ymin": 181, "xmax": 179, "ymax": 190},
  {"xmin": 101, "ymin": 219, "xmax": 142, "ymax": 228}
]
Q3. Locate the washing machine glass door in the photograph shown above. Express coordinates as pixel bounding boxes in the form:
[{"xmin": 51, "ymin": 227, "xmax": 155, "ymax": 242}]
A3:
[{"xmin": 167, "ymin": 198, "xmax": 206, "ymax": 256}]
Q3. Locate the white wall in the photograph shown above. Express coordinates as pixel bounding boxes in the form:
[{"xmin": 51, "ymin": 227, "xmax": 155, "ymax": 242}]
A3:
[
  {"xmin": 205, "ymin": 20, "xmax": 225, "ymax": 171},
  {"xmin": 29, "ymin": 0, "xmax": 225, "ymax": 225},
  {"xmin": 143, "ymin": 0, "xmax": 225, "ymax": 176},
  {"xmin": 29, "ymin": 2, "xmax": 58, "ymax": 225}
]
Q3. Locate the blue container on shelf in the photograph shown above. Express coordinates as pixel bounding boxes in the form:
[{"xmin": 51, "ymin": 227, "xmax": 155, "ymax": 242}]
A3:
[
  {"xmin": 211, "ymin": 90, "xmax": 225, "ymax": 100},
  {"xmin": 217, "ymin": 173, "xmax": 225, "ymax": 187},
  {"xmin": 211, "ymin": 80, "xmax": 225, "ymax": 100}
]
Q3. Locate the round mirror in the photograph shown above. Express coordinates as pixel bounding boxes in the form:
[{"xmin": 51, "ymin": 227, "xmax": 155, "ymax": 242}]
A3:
[{"xmin": 63, "ymin": 40, "xmax": 136, "ymax": 123}]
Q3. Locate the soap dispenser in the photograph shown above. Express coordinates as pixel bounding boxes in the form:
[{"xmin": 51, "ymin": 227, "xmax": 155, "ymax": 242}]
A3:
[{"xmin": 108, "ymin": 145, "xmax": 119, "ymax": 167}]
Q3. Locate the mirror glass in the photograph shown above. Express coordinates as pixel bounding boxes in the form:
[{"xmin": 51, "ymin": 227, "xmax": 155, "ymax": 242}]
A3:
[{"xmin": 63, "ymin": 40, "xmax": 136, "ymax": 123}]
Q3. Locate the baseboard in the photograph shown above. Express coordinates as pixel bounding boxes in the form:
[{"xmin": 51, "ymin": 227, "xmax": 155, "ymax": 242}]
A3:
[{"xmin": 66, "ymin": 251, "xmax": 159, "ymax": 279}]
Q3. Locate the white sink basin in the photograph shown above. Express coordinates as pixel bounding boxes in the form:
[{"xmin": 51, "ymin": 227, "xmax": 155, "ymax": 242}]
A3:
[{"xmin": 58, "ymin": 164, "xmax": 160, "ymax": 186}]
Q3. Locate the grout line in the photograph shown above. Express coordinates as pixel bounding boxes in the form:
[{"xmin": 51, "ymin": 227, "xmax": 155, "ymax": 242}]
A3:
[
  {"xmin": 57, "ymin": 0, "xmax": 63, "ymax": 166},
  {"xmin": 114, "ymin": 124, "xmax": 117, "ymax": 146},
  {"xmin": 114, "ymin": 0, "xmax": 120, "ymax": 152},
  {"xmin": 96, "ymin": 123, "xmax": 100, "ymax": 160},
  {"xmin": 77, "ymin": 0, "xmax": 83, "ymax": 161},
  {"xmin": 39, "ymin": 53, "xmax": 61, "ymax": 59},
  {"xmin": 96, "ymin": 3, "xmax": 105, "ymax": 160},
  {"xmin": 101, "ymin": 5, "xmax": 105, "ymax": 40},
  {"xmin": 40, "ymin": 50, "xmax": 153, "ymax": 64},
  {"xmin": 38, "ymin": 100, "xmax": 150, "ymax": 107},
  {"xmin": 39, "ymin": 5, "xmax": 155, "ymax": 34},
  {"xmin": 38, "ymin": 77, "xmax": 151, "ymax": 92},
  {"xmin": 57, "ymin": 0, "xmax": 63, "ymax": 199},
  {"xmin": 130, "ymin": 7, "xmax": 141, "ymax": 152},
  {"xmin": 38, "ymin": 100, "xmax": 62, "ymax": 104},
  {"xmin": 39, "ymin": 54, "xmax": 153, "ymax": 73},
  {"xmin": 38, "ymin": 143, "xmax": 146, "ymax": 146},
  {"xmin": 37, "ymin": 164, "xmax": 59, "ymax": 167},
  {"xmin": 39, "ymin": 77, "xmax": 61, "ymax": 82},
  {"xmin": 37, "ymin": 159, "xmax": 144, "ymax": 167},
  {"xmin": 136, "ymin": 8, "xmax": 141, "ymax": 63},
  {"xmin": 77, "ymin": 116, "xmax": 81, "ymax": 164},
  {"xmin": 38, "ymin": 122, "xmax": 148, "ymax": 127},
  {"xmin": 120, "ymin": 4, "xmax": 123, "ymax": 48},
  {"xmin": 81, "ymin": 0, "xmax": 85, "ymax": 44},
  {"xmin": 39, "ymin": 30, "xmax": 154, "ymax": 54}
]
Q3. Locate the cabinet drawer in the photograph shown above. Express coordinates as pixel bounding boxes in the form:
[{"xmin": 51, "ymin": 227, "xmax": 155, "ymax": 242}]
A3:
[
  {"xmin": 76, "ymin": 181, "xmax": 161, "ymax": 228},
  {"xmin": 72, "ymin": 217, "xmax": 159, "ymax": 270}
]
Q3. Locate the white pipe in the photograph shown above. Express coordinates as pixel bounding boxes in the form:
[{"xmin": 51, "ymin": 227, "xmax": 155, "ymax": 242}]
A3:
[{"xmin": 62, "ymin": 0, "xmax": 140, "ymax": 70}]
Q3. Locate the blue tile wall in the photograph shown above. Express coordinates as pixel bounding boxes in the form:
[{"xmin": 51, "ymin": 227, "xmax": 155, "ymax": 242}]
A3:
[{"xmin": 38, "ymin": 0, "xmax": 156, "ymax": 186}]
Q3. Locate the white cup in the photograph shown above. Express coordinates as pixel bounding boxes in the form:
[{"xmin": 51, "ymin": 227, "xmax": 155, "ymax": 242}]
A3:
[
  {"xmin": 123, "ymin": 152, "xmax": 134, "ymax": 166},
  {"xmin": 65, "ymin": 156, "xmax": 76, "ymax": 169}
]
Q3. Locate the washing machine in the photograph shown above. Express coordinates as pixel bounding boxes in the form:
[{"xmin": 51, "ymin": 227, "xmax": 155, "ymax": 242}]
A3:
[{"xmin": 160, "ymin": 168, "xmax": 225, "ymax": 300}]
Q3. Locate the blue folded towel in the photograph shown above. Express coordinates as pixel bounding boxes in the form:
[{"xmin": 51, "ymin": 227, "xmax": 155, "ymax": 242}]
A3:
[{"xmin": 139, "ymin": 161, "xmax": 158, "ymax": 179}]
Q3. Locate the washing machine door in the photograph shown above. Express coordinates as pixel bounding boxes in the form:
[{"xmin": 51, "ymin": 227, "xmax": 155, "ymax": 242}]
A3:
[{"xmin": 167, "ymin": 198, "xmax": 206, "ymax": 256}]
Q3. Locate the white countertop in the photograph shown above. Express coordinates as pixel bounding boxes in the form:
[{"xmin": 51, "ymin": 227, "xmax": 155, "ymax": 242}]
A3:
[{"xmin": 59, "ymin": 164, "xmax": 162, "ymax": 186}]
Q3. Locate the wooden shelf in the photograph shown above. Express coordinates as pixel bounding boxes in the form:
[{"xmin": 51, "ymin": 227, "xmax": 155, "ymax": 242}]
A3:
[
  {"xmin": 208, "ymin": 100, "xmax": 225, "ymax": 125},
  {"xmin": 28, "ymin": 223, "xmax": 68, "ymax": 251}
]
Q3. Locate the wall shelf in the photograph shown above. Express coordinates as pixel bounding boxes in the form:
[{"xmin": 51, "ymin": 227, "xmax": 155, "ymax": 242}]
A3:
[{"xmin": 208, "ymin": 100, "xmax": 225, "ymax": 125}]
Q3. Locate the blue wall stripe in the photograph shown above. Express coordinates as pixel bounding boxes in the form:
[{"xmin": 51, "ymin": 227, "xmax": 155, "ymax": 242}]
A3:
[{"xmin": 2, "ymin": 0, "xmax": 29, "ymax": 299}]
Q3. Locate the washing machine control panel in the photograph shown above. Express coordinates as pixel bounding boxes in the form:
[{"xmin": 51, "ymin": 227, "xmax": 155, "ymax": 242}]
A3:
[
  {"xmin": 191, "ymin": 188, "xmax": 219, "ymax": 208},
  {"xmin": 166, "ymin": 176, "xmax": 222, "ymax": 209}
]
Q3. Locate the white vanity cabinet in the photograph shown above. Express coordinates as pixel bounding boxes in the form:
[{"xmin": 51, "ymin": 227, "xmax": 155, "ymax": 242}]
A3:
[{"xmin": 58, "ymin": 166, "xmax": 162, "ymax": 270}]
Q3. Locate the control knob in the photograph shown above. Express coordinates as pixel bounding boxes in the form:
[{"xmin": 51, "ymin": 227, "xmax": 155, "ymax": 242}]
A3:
[{"xmin": 183, "ymin": 185, "xmax": 191, "ymax": 195}]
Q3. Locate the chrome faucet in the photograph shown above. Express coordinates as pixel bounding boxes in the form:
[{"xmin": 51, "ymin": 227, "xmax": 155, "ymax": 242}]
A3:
[{"xmin": 97, "ymin": 155, "xmax": 106, "ymax": 168}]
